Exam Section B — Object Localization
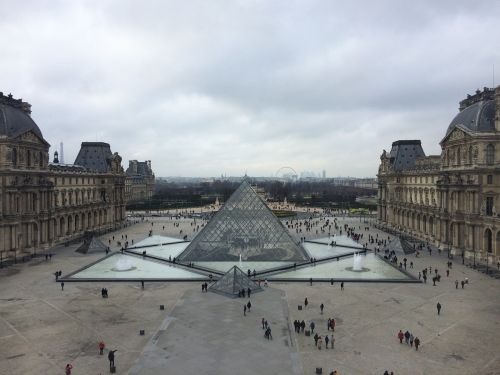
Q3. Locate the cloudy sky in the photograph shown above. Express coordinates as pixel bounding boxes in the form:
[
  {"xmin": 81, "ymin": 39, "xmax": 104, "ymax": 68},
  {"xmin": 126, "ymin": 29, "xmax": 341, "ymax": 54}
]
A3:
[{"xmin": 1, "ymin": 0, "xmax": 499, "ymax": 178}]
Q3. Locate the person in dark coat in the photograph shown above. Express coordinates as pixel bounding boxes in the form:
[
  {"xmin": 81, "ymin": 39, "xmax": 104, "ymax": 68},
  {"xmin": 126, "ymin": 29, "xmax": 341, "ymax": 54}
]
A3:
[{"xmin": 108, "ymin": 349, "xmax": 117, "ymax": 370}]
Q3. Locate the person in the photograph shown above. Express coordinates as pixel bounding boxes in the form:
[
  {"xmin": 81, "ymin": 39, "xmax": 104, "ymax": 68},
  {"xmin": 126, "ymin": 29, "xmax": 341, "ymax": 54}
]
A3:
[
  {"xmin": 414, "ymin": 336, "xmax": 420, "ymax": 351},
  {"xmin": 310, "ymin": 321, "xmax": 315, "ymax": 334},
  {"xmin": 309, "ymin": 277, "xmax": 313, "ymax": 286},
  {"xmin": 300, "ymin": 320, "xmax": 305, "ymax": 332},
  {"xmin": 320, "ymin": 303, "xmax": 324, "ymax": 314},
  {"xmin": 247, "ymin": 288, "xmax": 251, "ymax": 298},
  {"xmin": 330, "ymin": 318, "xmax": 335, "ymax": 332},
  {"xmin": 404, "ymin": 330, "xmax": 410, "ymax": 345},
  {"xmin": 304, "ymin": 298, "xmax": 308, "ymax": 308},
  {"xmin": 461, "ymin": 280, "xmax": 465, "ymax": 289},
  {"xmin": 99, "ymin": 340, "xmax": 105, "ymax": 355},
  {"xmin": 108, "ymin": 349, "xmax": 117, "ymax": 370},
  {"xmin": 398, "ymin": 329, "xmax": 404, "ymax": 344},
  {"xmin": 247, "ymin": 301, "xmax": 251, "ymax": 312},
  {"xmin": 61, "ymin": 282, "xmax": 64, "ymax": 291},
  {"xmin": 314, "ymin": 333, "xmax": 319, "ymax": 346},
  {"xmin": 330, "ymin": 334, "xmax": 335, "ymax": 349},
  {"xmin": 341, "ymin": 281, "xmax": 344, "ymax": 290},
  {"xmin": 437, "ymin": 302, "xmax": 442, "ymax": 315},
  {"xmin": 317, "ymin": 336, "xmax": 322, "ymax": 350},
  {"xmin": 384, "ymin": 371, "xmax": 389, "ymax": 375},
  {"xmin": 327, "ymin": 318, "xmax": 331, "ymax": 331},
  {"xmin": 141, "ymin": 280, "xmax": 145, "ymax": 289},
  {"xmin": 446, "ymin": 269, "xmax": 449, "ymax": 277},
  {"xmin": 65, "ymin": 363, "xmax": 73, "ymax": 375},
  {"xmin": 410, "ymin": 333, "xmax": 414, "ymax": 347},
  {"xmin": 455, "ymin": 280, "xmax": 459, "ymax": 289},
  {"xmin": 262, "ymin": 318, "xmax": 265, "ymax": 330},
  {"xmin": 243, "ymin": 305, "xmax": 247, "ymax": 316},
  {"xmin": 325, "ymin": 334, "xmax": 329, "ymax": 349}
]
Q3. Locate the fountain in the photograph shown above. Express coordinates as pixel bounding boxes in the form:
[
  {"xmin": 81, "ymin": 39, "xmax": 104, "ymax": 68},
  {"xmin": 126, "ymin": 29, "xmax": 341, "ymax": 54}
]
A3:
[
  {"xmin": 113, "ymin": 257, "xmax": 135, "ymax": 272},
  {"xmin": 352, "ymin": 253, "xmax": 364, "ymax": 271}
]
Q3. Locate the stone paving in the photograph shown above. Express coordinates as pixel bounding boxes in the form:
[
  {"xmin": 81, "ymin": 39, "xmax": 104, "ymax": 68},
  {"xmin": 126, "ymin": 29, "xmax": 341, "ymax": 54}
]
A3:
[{"xmin": 0, "ymin": 216, "xmax": 499, "ymax": 375}]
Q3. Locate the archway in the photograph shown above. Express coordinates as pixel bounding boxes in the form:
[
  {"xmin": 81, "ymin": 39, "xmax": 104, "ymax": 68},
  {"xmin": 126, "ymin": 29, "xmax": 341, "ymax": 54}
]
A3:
[{"xmin": 484, "ymin": 228, "xmax": 493, "ymax": 253}]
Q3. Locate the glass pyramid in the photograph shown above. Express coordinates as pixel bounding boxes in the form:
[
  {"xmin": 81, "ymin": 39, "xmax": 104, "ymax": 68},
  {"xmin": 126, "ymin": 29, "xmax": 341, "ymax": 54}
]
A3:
[
  {"xmin": 178, "ymin": 181, "xmax": 309, "ymax": 262},
  {"xmin": 76, "ymin": 235, "xmax": 108, "ymax": 254},
  {"xmin": 209, "ymin": 266, "xmax": 262, "ymax": 298}
]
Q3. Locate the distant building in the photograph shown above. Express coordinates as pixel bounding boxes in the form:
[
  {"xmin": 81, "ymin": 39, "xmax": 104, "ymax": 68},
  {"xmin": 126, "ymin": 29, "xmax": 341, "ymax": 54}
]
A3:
[
  {"xmin": 378, "ymin": 86, "xmax": 500, "ymax": 264},
  {"xmin": 125, "ymin": 160, "xmax": 155, "ymax": 202},
  {"xmin": 0, "ymin": 92, "xmax": 126, "ymax": 259}
]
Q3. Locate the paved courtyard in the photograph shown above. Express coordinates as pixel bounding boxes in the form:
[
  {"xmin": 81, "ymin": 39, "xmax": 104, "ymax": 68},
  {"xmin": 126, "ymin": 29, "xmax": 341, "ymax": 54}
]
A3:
[{"xmin": 0, "ymin": 216, "xmax": 499, "ymax": 375}]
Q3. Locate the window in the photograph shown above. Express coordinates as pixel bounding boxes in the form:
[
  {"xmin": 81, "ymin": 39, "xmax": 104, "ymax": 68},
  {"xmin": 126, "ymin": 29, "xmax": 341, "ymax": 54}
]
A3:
[
  {"xmin": 486, "ymin": 144, "xmax": 495, "ymax": 165},
  {"xmin": 468, "ymin": 146, "xmax": 473, "ymax": 164},
  {"xmin": 12, "ymin": 148, "xmax": 17, "ymax": 166},
  {"xmin": 456, "ymin": 147, "xmax": 461, "ymax": 165},
  {"xmin": 485, "ymin": 197, "xmax": 494, "ymax": 216},
  {"xmin": 487, "ymin": 175, "xmax": 493, "ymax": 184},
  {"xmin": 27, "ymin": 150, "xmax": 31, "ymax": 167}
]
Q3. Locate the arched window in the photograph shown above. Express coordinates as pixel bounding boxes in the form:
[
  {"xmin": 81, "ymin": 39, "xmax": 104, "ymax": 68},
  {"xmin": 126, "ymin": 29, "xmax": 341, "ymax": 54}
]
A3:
[
  {"xmin": 484, "ymin": 229, "xmax": 493, "ymax": 253},
  {"xmin": 486, "ymin": 144, "xmax": 495, "ymax": 165},
  {"xmin": 12, "ymin": 148, "xmax": 17, "ymax": 166}
]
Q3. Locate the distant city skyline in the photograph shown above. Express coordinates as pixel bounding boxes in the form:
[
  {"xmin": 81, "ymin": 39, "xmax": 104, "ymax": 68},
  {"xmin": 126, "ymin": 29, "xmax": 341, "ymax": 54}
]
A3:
[{"xmin": 1, "ymin": 1, "xmax": 499, "ymax": 177}]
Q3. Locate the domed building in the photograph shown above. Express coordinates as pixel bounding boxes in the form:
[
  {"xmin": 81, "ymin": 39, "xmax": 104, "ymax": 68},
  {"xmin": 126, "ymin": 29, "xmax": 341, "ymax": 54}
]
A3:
[
  {"xmin": 0, "ymin": 92, "xmax": 126, "ymax": 260},
  {"xmin": 378, "ymin": 86, "xmax": 500, "ymax": 266}
]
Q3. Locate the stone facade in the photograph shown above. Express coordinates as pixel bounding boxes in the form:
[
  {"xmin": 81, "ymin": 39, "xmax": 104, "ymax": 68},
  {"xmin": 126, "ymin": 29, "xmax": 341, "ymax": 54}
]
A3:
[
  {"xmin": 0, "ymin": 93, "xmax": 126, "ymax": 259},
  {"xmin": 125, "ymin": 160, "xmax": 155, "ymax": 202},
  {"xmin": 378, "ymin": 86, "xmax": 500, "ymax": 265}
]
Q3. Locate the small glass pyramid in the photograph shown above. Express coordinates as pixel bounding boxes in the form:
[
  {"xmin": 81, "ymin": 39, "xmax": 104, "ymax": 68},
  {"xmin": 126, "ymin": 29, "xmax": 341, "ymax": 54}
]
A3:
[
  {"xmin": 209, "ymin": 266, "xmax": 262, "ymax": 298},
  {"xmin": 178, "ymin": 181, "xmax": 309, "ymax": 262},
  {"xmin": 76, "ymin": 235, "xmax": 108, "ymax": 254}
]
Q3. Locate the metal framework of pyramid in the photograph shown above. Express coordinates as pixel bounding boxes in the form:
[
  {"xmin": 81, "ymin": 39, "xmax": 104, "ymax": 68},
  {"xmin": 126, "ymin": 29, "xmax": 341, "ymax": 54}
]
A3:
[
  {"xmin": 209, "ymin": 266, "xmax": 263, "ymax": 298},
  {"xmin": 76, "ymin": 235, "xmax": 108, "ymax": 254},
  {"xmin": 178, "ymin": 181, "xmax": 309, "ymax": 262}
]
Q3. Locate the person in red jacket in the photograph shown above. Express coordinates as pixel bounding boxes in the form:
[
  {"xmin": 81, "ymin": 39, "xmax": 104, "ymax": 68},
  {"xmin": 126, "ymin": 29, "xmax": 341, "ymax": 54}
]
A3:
[
  {"xmin": 397, "ymin": 330, "xmax": 404, "ymax": 344},
  {"xmin": 99, "ymin": 340, "xmax": 105, "ymax": 355}
]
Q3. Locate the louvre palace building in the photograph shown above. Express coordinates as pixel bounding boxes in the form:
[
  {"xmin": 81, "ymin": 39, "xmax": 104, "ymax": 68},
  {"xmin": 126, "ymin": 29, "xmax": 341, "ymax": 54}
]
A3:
[
  {"xmin": 0, "ymin": 92, "xmax": 126, "ymax": 260},
  {"xmin": 378, "ymin": 86, "xmax": 500, "ymax": 264}
]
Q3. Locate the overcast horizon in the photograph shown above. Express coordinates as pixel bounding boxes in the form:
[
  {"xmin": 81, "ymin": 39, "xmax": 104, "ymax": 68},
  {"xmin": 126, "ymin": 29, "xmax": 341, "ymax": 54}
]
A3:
[{"xmin": 1, "ymin": 1, "xmax": 499, "ymax": 178}]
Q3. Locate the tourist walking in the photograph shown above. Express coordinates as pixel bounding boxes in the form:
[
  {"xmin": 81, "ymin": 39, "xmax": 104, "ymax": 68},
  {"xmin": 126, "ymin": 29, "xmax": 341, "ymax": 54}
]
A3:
[
  {"xmin": 98, "ymin": 340, "xmax": 105, "ymax": 355},
  {"xmin": 437, "ymin": 302, "xmax": 442, "ymax": 315},
  {"xmin": 455, "ymin": 280, "xmax": 459, "ymax": 289},
  {"xmin": 304, "ymin": 298, "xmax": 308, "ymax": 308},
  {"xmin": 320, "ymin": 303, "xmax": 324, "ymax": 314},
  {"xmin": 60, "ymin": 282, "xmax": 64, "ymax": 291},
  {"xmin": 244, "ymin": 305, "xmax": 247, "ymax": 316},
  {"xmin": 414, "ymin": 337, "xmax": 420, "ymax": 351},
  {"xmin": 410, "ymin": 333, "xmax": 414, "ymax": 347},
  {"xmin": 404, "ymin": 330, "xmax": 410, "ymax": 345},
  {"xmin": 330, "ymin": 318, "xmax": 335, "ymax": 331},
  {"xmin": 330, "ymin": 334, "xmax": 335, "ymax": 349},
  {"xmin": 262, "ymin": 318, "xmax": 266, "ymax": 330},
  {"xmin": 314, "ymin": 333, "xmax": 319, "ymax": 346},
  {"xmin": 327, "ymin": 318, "xmax": 331, "ymax": 331},
  {"xmin": 108, "ymin": 349, "xmax": 117, "ymax": 371},
  {"xmin": 397, "ymin": 330, "xmax": 404, "ymax": 344},
  {"xmin": 310, "ymin": 321, "xmax": 315, "ymax": 334},
  {"xmin": 325, "ymin": 334, "xmax": 329, "ymax": 348},
  {"xmin": 65, "ymin": 363, "xmax": 73, "ymax": 375},
  {"xmin": 247, "ymin": 301, "xmax": 251, "ymax": 312}
]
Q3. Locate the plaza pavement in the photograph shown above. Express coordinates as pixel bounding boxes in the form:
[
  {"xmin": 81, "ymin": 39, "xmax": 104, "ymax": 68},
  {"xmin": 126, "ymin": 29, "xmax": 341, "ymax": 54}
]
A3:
[{"xmin": 0, "ymin": 216, "xmax": 499, "ymax": 375}]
